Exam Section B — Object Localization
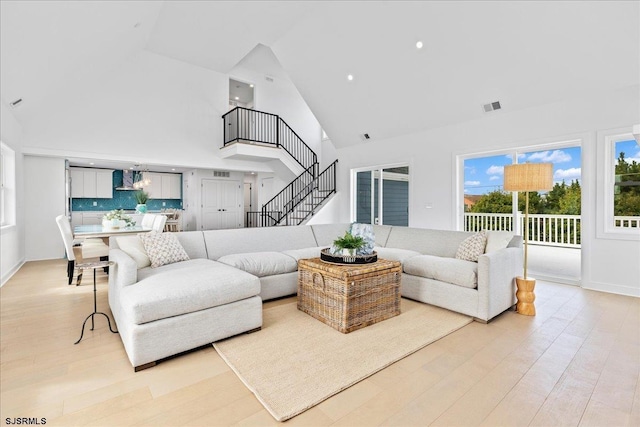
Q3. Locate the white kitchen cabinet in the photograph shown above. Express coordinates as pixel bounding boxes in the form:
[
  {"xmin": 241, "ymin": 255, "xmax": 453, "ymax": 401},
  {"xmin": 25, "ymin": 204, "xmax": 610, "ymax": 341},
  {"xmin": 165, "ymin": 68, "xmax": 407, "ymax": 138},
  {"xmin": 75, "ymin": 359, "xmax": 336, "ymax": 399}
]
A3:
[
  {"xmin": 70, "ymin": 168, "xmax": 114, "ymax": 198},
  {"xmin": 143, "ymin": 172, "xmax": 182, "ymax": 199},
  {"xmin": 70, "ymin": 169, "xmax": 84, "ymax": 198},
  {"xmin": 82, "ymin": 212, "xmax": 104, "ymax": 225},
  {"xmin": 96, "ymin": 170, "xmax": 113, "ymax": 198},
  {"xmin": 162, "ymin": 174, "xmax": 182, "ymax": 199}
]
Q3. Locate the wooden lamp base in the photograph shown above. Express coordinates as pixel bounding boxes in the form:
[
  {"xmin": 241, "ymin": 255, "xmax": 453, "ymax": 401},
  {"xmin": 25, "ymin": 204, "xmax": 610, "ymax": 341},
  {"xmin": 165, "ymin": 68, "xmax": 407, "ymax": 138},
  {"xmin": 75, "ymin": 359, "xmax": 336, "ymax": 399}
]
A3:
[{"xmin": 515, "ymin": 276, "xmax": 536, "ymax": 316}]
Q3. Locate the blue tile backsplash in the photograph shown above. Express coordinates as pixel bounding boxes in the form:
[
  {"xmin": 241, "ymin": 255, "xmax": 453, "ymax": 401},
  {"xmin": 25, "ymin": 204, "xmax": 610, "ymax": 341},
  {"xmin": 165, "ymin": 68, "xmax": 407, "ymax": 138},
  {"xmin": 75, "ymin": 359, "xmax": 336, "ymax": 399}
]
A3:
[{"xmin": 72, "ymin": 170, "xmax": 182, "ymax": 212}]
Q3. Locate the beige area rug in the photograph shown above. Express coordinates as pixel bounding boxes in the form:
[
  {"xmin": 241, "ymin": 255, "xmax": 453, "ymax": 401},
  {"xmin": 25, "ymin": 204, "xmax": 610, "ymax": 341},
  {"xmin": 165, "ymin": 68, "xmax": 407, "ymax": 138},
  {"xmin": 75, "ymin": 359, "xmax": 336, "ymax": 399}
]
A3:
[{"xmin": 213, "ymin": 298, "xmax": 472, "ymax": 421}]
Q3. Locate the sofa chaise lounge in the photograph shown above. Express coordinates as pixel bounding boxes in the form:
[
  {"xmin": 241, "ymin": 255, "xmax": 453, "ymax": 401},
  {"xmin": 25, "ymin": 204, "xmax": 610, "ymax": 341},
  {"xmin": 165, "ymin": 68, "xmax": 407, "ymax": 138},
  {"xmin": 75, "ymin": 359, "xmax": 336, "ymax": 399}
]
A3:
[{"xmin": 108, "ymin": 224, "xmax": 522, "ymax": 370}]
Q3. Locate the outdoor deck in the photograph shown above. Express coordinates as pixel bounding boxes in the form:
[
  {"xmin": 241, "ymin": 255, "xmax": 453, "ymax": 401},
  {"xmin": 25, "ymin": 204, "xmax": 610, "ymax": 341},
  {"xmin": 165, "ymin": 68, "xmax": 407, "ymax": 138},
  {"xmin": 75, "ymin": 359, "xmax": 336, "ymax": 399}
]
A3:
[{"xmin": 523, "ymin": 244, "xmax": 581, "ymax": 284}]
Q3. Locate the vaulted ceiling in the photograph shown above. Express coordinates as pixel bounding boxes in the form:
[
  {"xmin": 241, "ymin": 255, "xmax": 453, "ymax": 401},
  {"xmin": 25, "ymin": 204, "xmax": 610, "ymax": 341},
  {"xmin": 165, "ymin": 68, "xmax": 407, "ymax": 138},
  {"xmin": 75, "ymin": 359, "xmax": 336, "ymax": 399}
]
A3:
[{"xmin": 2, "ymin": 1, "xmax": 638, "ymax": 148}]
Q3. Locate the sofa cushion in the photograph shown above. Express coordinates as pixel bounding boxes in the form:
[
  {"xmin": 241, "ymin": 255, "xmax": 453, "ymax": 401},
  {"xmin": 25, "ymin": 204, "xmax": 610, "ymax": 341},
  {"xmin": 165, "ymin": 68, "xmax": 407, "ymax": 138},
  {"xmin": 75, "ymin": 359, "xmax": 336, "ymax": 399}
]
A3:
[
  {"xmin": 373, "ymin": 246, "xmax": 421, "ymax": 263},
  {"xmin": 403, "ymin": 255, "xmax": 478, "ymax": 289},
  {"xmin": 120, "ymin": 259, "xmax": 260, "ymax": 324},
  {"xmin": 485, "ymin": 231, "xmax": 515, "ymax": 253},
  {"xmin": 217, "ymin": 251, "xmax": 298, "ymax": 277},
  {"xmin": 282, "ymin": 247, "xmax": 322, "ymax": 261},
  {"xmin": 116, "ymin": 235, "xmax": 151, "ymax": 269},
  {"xmin": 385, "ymin": 227, "xmax": 473, "ymax": 257},
  {"xmin": 139, "ymin": 232, "xmax": 190, "ymax": 268},
  {"xmin": 455, "ymin": 231, "xmax": 487, "ymax": 262},
  {"xmin": 204, "ymin": 226, "xmax": 317, "ymax": 260}
]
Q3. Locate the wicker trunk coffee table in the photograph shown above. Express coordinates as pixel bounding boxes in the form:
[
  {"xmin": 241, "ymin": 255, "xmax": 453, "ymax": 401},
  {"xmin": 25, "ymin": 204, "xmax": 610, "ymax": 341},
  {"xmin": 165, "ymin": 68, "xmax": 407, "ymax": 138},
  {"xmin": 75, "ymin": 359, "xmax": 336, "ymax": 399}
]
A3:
[{"xmin": 297, "ymin": 258, "xmax": 402, "ymax": 333}]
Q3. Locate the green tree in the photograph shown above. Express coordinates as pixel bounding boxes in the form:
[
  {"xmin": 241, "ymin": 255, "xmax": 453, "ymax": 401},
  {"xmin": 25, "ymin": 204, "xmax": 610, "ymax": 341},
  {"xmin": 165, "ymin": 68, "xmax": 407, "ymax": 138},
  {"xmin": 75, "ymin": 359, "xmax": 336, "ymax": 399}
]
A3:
[
  {"xmin": 470, "ymin": 189, "xmax": 543, "ymax": 214},
  {"xmin": 615, "ymin": 151, "xmax": 640, "ymax": 216},
  {"xmin": 518, "ymin": 191, "xmax": 543, "ymax": 214},
  {"xmin": 470, "ymin": 190, "xmax": 512, "ymax": 213},
  {"xmin": 544, "ymin": 181, "xmax": 567, "ymax": 213},
  {"xmin": 559, "ymin": 181, "xmax": 581, "ymax": 215}
]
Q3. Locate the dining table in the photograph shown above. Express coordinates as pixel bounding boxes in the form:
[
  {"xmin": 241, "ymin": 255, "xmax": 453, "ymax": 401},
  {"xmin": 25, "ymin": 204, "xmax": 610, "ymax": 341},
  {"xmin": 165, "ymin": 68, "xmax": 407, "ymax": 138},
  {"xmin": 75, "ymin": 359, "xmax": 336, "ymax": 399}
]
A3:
[{"xmin": 73, "ymin": 224, "xmax": 153, "ymax": 244}]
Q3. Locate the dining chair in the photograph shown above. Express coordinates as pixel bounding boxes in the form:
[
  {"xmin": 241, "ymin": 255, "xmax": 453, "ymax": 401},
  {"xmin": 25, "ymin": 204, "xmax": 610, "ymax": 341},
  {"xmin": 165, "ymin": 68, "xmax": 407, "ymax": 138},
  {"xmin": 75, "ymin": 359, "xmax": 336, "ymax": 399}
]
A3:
[
  {"xmin": 164, "ymin": 210, "xmax": 181, "ymax": 232},
  {"xmin": 141, "ymin": 213, "xmax": 156, "ymax": 229},
  {"xmin": 55, "ymin": 215, "xmax": 110, "ymax": 285},
  {"xmin": 152, "ymin": 215, "xmax": 167, "ymax": 232}
]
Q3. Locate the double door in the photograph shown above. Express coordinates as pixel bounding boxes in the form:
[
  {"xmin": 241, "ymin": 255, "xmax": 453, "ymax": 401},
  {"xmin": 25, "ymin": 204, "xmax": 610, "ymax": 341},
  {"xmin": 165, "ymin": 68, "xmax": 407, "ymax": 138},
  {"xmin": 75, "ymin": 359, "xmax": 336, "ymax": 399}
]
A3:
[{"xmin": 201, "ymin": 179, "xmax": 242, "ymax": 230}]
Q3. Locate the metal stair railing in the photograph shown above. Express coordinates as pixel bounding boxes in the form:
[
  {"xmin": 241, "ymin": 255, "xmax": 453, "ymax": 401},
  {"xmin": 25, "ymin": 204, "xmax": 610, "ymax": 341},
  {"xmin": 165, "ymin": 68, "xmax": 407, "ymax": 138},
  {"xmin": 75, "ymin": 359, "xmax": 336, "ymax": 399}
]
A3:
[{"xmin": 246, "ymin": 160, "xmax": 337, "ymax": 227}]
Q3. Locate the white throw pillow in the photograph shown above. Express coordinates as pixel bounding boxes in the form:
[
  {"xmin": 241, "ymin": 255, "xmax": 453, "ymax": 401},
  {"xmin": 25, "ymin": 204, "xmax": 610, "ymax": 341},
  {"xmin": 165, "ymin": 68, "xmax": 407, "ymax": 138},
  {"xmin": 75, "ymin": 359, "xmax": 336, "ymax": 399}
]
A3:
[
  {"xmin": 455, "ymin": 231, "xmax": 487, "ymax": 262},
  {"xmin": 139, "ymin": 232, "xmax": 190, "ymax": 268},
  {"xmin": 485, "ymin": 231, "xmax": 515, "ymax": 253},
  {"xmin": 116, "ymin": 235, "xmax": 151, "ymax": 269}
]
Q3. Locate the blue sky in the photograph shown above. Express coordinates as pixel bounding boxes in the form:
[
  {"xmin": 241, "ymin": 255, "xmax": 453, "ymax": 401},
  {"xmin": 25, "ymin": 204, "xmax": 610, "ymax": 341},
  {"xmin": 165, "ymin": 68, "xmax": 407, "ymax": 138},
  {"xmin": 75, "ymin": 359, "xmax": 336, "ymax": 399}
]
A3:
[{"xmin": 464, "ymin": 140, "xmax": 640, "ymax": 195}]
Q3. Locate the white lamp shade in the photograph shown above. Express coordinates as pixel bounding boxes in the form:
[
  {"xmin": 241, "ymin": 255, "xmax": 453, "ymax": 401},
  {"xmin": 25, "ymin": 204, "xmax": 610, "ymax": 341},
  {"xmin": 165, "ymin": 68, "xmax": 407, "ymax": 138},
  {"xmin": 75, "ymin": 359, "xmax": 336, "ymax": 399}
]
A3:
[{"xmin": 504, "ymin": 163, "xmax": 554, "ymax": 192}]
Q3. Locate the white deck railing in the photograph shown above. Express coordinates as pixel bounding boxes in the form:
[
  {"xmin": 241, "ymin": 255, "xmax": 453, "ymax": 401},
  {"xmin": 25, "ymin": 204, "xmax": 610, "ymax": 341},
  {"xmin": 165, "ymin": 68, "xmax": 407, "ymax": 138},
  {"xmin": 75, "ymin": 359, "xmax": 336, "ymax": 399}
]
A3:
[
  {"xmin": 614, "ymin": 216, "xmax": 640, "ymax": 228},
  {"xmin": 465, "ymin": 212, "xmax": 638, "ymax": 248}
]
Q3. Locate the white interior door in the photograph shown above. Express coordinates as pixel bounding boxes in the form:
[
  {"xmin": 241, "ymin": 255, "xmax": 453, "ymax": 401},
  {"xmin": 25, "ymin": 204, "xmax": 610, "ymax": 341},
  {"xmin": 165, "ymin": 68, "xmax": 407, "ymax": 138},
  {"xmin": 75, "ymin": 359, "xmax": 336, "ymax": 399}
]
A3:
[{"xmin": 201, "ymin": 179, "xmax": 242, "ymax": 230}]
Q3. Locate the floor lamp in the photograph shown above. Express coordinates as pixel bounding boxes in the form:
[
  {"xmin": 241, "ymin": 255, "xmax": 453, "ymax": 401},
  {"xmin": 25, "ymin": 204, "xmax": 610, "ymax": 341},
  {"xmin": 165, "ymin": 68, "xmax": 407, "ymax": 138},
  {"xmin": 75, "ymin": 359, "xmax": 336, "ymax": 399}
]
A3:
[{"xmin": 504, "ymin": 163, "xmax": 554, "ymax": 316}]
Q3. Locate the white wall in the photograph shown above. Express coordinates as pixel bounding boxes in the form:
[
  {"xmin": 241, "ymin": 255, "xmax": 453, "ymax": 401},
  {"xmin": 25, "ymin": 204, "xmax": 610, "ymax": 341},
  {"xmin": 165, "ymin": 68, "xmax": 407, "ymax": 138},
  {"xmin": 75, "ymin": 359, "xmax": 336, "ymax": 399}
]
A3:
[
  {"xmin": 328, "ymin": 85, "xmax": 640, "ymax": 296},
  {"xmin": 0, "ymin": 103, "xmax": 24, "ymax": 284},
  {"xmin": 24, "ymin": 156, "xmax": 66, "ymax": 261},
  {"xmin": 229, "ymin": 65, "xmax": 325, "ymax": 166},
  {"xmin": 20, "ymin": 50, "xmax": 271, "ymax": 173}
]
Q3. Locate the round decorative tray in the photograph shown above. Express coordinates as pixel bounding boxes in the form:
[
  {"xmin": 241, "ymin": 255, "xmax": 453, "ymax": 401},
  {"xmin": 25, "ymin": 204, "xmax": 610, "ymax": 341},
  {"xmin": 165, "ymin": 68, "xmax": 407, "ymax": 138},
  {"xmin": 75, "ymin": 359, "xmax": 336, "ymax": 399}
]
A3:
[{"xmin": 320, "ymin": 248, "xmax": 378, "ymax": 265}]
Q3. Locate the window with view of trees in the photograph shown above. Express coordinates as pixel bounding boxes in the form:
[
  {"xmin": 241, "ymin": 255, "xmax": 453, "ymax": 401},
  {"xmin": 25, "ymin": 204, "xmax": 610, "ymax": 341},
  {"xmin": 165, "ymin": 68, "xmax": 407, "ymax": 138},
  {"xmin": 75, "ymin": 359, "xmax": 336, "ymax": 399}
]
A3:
[
  {"xmin": 462, "ymin": 145, "xmax": 582, "ymax": 246},
  {"xmin": 613, "ymin": 139, "xmax": 640, "ymax": 226}
]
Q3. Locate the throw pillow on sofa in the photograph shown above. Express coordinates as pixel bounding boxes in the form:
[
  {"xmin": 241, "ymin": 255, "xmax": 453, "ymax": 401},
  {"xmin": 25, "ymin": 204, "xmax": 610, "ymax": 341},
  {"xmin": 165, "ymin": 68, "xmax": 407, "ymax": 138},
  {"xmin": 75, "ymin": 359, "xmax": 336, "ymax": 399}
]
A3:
[
  {"xmin": 139, "ymin": 232, "xmax": 190, "ymax": 268},
  {"xmin": 455, "ymin": 231, "xmax": 487, "ymax": 262},
  {"xmin": 485, "ymin": 231, "xmax": 514, "ymax": 253},
  {"xmin": 116, "ymin": 235, "xmax": 151, "ymax": 269}
]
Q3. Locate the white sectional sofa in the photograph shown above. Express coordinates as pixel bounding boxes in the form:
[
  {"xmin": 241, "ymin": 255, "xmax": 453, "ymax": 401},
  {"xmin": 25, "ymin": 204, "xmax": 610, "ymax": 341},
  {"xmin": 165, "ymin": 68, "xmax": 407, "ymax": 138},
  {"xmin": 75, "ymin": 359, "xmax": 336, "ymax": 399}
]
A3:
[{"xmin": 108, "ymin": 224, "xmax": 522, "ymax": 370}]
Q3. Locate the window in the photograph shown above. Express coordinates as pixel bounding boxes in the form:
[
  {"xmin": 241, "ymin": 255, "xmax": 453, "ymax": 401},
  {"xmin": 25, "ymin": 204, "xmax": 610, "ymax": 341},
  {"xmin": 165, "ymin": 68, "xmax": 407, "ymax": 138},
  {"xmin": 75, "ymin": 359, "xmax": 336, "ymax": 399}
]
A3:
[
  {"xmin": 0, "ymin": 142, "xmax": 16, "ymax": 228},
  {"xmin": 460, "ymin": 142, "xmax": 582, "ymax": 247},
  {"xmin": 352, "ymin": 165, "xmax": 409, "ymax": 226},
  {"xmin": 598, "ymin": 128, "xmax": 640, "ymax": 240}
]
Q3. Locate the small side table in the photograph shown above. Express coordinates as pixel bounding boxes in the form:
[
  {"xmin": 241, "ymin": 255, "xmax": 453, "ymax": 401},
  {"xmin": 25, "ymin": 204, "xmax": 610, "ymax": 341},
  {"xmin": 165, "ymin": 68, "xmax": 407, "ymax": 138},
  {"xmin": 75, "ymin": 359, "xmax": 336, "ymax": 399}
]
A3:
[
  {"xmin": 515, "ymin": 276, "xmax": 536, "ymax": 316},
  {"xmin": 75, "ymin": 260, "xmax": 118, "ymax": 345}
]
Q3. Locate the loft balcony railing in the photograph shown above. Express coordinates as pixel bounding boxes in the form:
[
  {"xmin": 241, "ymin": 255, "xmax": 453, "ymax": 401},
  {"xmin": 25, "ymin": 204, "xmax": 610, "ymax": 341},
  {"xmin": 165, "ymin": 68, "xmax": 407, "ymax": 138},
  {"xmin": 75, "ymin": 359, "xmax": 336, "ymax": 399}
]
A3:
[{"xmin": 222, "ymin": 106, "xmax": 317, "ymax": 173}]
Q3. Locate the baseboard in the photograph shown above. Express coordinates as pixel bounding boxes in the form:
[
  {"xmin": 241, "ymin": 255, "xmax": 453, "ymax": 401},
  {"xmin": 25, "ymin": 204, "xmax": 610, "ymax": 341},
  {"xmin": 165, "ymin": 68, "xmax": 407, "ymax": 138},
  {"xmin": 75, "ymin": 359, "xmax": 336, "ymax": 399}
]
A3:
[
  {"xmin": 528, "ymin": 271, "xmax": 581, "ymax": 287},
  {"xmin": 582, "ymin": 281, "xmax": 640, "ymax": 298},
  {"xmin": 1, "ymin": 259, "xmax": 25, "ymax": 287}
]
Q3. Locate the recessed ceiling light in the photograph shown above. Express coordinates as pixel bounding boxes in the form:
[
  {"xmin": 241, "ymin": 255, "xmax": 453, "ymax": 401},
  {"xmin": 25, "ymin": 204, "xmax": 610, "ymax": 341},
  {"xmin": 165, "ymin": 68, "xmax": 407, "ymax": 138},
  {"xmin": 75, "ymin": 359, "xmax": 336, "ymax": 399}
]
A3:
[
  {"xmin": 235, "ymin": 96, "xmax": 239, "ymax": 100},
  {"xmin": 129, "ymin": 167, "xmax": 134, "ymax": 170},
  {"xmin": 347, "ymin": 74, "xmax": 354, "ymax": 81},
  {"xmin": 416, "ymin": 41, "xmax": 423, "ymax": 49},
  {"xmin": 249, "ymin": 84, "xmax": 254, "ymax": 88},
  {"xmin": 89, "ymin": 162, "xmax": 95, "ymax": 165},
  {"xmin": 171, "ymin": 168, "xmax": 176, "ymax": 171}
]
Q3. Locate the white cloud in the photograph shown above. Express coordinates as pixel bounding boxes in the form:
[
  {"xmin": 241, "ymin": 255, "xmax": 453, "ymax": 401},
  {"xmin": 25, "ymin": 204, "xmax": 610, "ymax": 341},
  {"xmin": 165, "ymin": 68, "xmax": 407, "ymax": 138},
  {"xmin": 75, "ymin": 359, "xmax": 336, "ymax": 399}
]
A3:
[
  {"xmin": 465, "ymin": 180, "xmax": 480, "ymax": 186},
  {"xmin": 554, "ymin": 167, "xmax": 581, "ymax": 180},
  {"xmin": 464, "ymin": 188, "xmax": 469, "ymax": 194},
  {"xmin": 464, "ymin": 165, "xmax": 476, "ymax": 175},
  {"xmin": 527, "ymin": 150, "xmax": 571, "ymax": 163},
  {"xmin": 489, "ymin": 176, "xmax": 500, "ymax": 181},
  {"xmin": 486, "ymin": 165, "xmax": 504, "ymax": 175}
]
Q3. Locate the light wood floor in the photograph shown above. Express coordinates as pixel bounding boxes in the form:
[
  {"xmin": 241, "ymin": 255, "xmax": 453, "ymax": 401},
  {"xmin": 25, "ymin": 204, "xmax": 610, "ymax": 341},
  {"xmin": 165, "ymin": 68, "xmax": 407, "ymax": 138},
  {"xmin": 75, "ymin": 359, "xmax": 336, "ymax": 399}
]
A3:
[{"xmin": 1, "ymin": 259, "xmax": 638, "ymax": 426}]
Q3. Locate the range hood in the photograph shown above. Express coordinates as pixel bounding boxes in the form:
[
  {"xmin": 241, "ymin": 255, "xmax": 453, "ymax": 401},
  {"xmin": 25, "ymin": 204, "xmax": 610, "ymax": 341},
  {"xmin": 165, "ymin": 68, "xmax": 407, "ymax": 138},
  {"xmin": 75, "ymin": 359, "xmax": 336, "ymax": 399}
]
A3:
[{"xmin": 115, "ymin": 170, "xmax": 137, "ymax": 191}]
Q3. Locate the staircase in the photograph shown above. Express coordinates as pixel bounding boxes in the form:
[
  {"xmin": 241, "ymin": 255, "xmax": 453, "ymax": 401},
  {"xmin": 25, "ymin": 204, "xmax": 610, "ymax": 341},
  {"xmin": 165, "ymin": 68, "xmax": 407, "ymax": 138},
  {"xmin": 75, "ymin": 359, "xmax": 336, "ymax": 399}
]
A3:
[{"xmin": 222, "ymin": 107, "xmax": 337, "ymax": 227}]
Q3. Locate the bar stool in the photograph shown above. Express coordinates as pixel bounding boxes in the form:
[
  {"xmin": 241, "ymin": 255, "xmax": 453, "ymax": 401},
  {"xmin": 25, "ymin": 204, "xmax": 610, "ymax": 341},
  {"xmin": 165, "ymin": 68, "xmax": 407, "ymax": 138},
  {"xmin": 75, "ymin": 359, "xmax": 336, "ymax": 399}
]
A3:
[{"xmin": 74, "ymin": 260, "xmax": 118, "ymax": 344}]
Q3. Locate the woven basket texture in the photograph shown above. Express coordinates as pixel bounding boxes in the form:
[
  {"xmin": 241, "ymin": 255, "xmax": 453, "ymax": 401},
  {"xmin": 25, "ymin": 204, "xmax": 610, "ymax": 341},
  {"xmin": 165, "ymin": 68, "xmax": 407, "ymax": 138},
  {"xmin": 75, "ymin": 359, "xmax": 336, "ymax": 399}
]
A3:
[{"xmin": 297, "ymin": 258, "xmax": 402, "ymax": 333}]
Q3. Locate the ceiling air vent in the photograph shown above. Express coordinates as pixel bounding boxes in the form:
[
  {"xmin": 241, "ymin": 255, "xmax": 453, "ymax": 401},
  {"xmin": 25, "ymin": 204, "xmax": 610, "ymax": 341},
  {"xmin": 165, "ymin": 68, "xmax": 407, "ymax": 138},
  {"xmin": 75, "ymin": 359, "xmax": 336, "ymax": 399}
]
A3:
[
  {"xmin": 482, "ymin": 101, "xmax": 502, "ymax": 113},
  {"xmin": 9, "ymin": 98, "xmax": 23, "ymax": 108},
  {"xmin": 213, "ymin": 171, "xmax": 230, "ymax": 178}
]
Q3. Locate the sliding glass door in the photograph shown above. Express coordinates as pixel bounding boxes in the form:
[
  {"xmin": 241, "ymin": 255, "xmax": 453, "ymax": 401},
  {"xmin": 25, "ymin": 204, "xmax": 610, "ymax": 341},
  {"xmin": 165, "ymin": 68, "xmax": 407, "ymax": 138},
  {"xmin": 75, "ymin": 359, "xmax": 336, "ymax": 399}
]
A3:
[{"xmin": 353, "ymin": 166, "xmax": 409, "ymax": 226}]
